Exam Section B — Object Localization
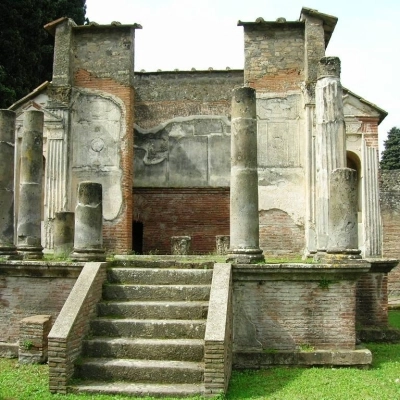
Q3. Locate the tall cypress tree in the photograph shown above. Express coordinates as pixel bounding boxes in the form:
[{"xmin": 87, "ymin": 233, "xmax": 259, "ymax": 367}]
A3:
[
  {"xmin": 0, "ymin": 0, "xmax": 87, "ymax": 108},
  {"xmin": 380, "ymin": 127, "xmax": 400, "ymax": 170}
]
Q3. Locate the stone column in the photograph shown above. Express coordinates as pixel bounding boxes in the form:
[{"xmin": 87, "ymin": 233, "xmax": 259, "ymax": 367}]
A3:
[
  {"xmin": 315, "ymin": 57, "xmax": 346, "ymax": 254},
  {"xmin": 227, "ymin": 87, "xmax": 264, "ymax": 263},
  {"xmin": 0, "ymin": 110, "xmax": 19, "ymax": 258},
  {"xmin": 71, "ymin": 182, "xmax": 105, "ymax": 261},
  {"xmin": 17, "ymin": 110, "xmax": 44, "ymax": 259},
  {"xmin": 362, "ymin": 142, "xmax": 382, "ymax": 257},
  {"xmin": 53, "ymin": 212, "xmax": 74, "ymax": 258},
  {"xmin": 326, "ymin": 168, "xmax": 361, "ymax": 260}
]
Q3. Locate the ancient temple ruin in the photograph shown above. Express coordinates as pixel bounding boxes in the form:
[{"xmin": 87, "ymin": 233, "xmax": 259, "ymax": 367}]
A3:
[
  {"xmin": 7, "ymin": 8, "xmax": 386, "ymax": 259},
  {"xmin": 1, "ymin": 7, "xmax": 398, "ymax": 398}
]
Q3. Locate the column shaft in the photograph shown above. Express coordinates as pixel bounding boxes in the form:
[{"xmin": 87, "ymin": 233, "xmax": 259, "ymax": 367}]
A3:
[
  {"xmin": 17, "ymin": 110, "xmax": 44, "ymax": 259},
  {"xmin": 0, "ymin": 110, "xmax": 18, "ymax": 257},
  {"xmin": 315, "ymin": 57, "xmax": 346, "ymax": 251},
  {"xmin": 71, "ymin": 182, "xmax": 105, "ymax": 261},
  {"xmin": 228, "ymin": 87, "xmax": 263, "ymax": 263},
  {"xmin": 327, "ymin": 168, "xmax": 360, "ymax": 258}
]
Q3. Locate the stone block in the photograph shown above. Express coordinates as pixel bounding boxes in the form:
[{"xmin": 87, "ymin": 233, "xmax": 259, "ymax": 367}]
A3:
[{"xmin": 19, "ymin": 314, "xmax": 52, "ymax": 364}]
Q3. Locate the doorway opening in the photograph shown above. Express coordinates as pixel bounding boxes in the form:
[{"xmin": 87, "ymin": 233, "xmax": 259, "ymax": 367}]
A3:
[{"xmin": 132, "ymin": 221, "xmax": 143, "ymax": 254}]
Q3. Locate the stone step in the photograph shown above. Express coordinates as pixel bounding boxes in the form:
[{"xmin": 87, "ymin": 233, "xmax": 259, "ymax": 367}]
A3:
[
  {"xmin": 90, "ymin": 318, "xmax": 206, "ymax": 339},
  {"xmin": 107, "ymin": 268, "xmax": 213, "ymax": 285},
  {"xmin": 82, "ymin": 338, "xmax": 204, "ymax": 361},
  {"xmin": 69, "ymin": 381, "xmax": 204, "ymax": 397},
  {"xmin": 103, "ymin": 284, "xmax": 210, "ymax": 301},
  {"xmin": 75, "ymin": 358, "xmax": 204, "ymax": 384},
  {"xmin": 111, "ymin": 257, "xmax": 215, "ymax": 270},
  {"xmin": 97, "ymin": 300, "xmax": 208, "ymax": 320}
]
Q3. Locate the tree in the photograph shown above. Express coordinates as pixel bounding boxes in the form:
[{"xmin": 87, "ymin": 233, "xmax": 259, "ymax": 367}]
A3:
[
  {"xmin": 380, "ymin": 127, "xmax": 400, "ymax": 170},
  {"xmin": 0, "ymin": 0, "xmax": 87, "ymax": 109}
]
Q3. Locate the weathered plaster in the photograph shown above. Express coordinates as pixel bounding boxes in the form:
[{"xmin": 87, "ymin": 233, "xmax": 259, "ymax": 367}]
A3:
[
  {"xmin": 134, "ymin": 115, "xmax": 231, "ymax": 187},
  {"xmin": 70, "ymin": 89, "xmax": 126, "ymax": 221}
]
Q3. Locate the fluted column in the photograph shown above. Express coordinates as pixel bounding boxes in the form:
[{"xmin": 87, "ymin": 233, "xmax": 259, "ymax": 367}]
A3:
[
  {"xmin": 227, "ymin": 87, "xmax": 264, "ymax": 263},
  {"xmin": 315, "ymin": 57, "xmax": 346, "ymax": 253},
  {"xmin": 362, "ymin": 142, "xmax": 382, "ymax": 257},
  {"xmin": 17, "ymin": 110, "xmax": 44, "ymax": 259},
  {"xmin": 0, "ymin": 110, "xmax": 19, "ymax": 258}
]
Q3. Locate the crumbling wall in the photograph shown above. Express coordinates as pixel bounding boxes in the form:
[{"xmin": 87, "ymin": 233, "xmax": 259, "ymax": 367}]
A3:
[
  {"xmin": 259, "ymin": 209, "xmax": 304, "ymax": 256},
  {"xmin": 132, "ymin": 71, "xmax": 240, "ymax": 254},
  {"xmin": 69, "ymin": 26, "xmax": 135, "ymax": 253},
  {"xmin": 134, "ymin": 70, "xmax": 243, "ymax": 128},
  {"xmin": 243, "ymin": 22, "xmax": 307, "ymax": 255},
  {"xmin": 380, "ymin": 170, "xmax": 400, "ymax": 294}
]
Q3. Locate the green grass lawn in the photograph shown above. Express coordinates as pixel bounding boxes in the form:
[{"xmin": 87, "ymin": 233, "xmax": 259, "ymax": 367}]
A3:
[{"xmin": 1, "ymin": 311, "xmax": 400, "ymax": 400}]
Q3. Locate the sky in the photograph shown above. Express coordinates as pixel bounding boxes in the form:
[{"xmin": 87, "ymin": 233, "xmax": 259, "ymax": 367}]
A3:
[{"xmin": 86, "ymin": 0, "xmax": 400, "ymax": 153}]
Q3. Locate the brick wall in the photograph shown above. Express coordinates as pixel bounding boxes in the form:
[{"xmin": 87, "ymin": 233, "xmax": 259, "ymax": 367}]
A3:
[
  {"xmin": 259, "ymin": 209, "xmax": 305, "ymax": 257},
  {"xmin": 356, "ymin": 273, "xmax": 388, "ymax": 327},
  {"xmin": 233, "ymin": 279, "xmax": 356, "ymax": 350},
  {"xmin": 0, "ymin": 266, "xmax": 81, "ymax": 343},
  {"xmin": 360, "ymin": 117, "xmax": 380, "ymax": 148},
  {"xmin": 243, "ymin": 23, "xmax": 305, "ymax": 91},
  {"xmin": 134, "ymin": 70, "xmax": 243, "ymax": 129},
  {"xmin": 133, "ymin": 188, "xmax": 229, "ymax": 254},
  {"xmin": 380, "ymin": 170, "xmax": 400, "ymax": 293}
]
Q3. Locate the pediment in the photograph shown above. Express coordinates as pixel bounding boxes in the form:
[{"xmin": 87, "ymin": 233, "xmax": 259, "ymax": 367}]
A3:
[
  {"xmin": 343, "ymin": 91, "xmax": 381, "ymax": 119},
  {"xmin": 15, "ymin": 100, "xmax": 63, "ymax": 124}
]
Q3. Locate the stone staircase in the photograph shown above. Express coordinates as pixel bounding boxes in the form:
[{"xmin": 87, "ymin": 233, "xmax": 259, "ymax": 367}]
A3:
[{"xmin": 69, "ymin": 260, "xmax": 213, "ymax": 397}]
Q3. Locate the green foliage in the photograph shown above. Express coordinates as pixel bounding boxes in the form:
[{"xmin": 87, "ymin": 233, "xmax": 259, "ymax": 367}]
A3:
[
  {"xmin": 0, "ymin": 0, "xmax": 87, "ymax": 109},
  {"xmin": 380, "ymin": 127, "xmax": 400, "ymax": 170},
  {"xmin": 298, "ymin": 343, "xmax": 315, "ymax": 352},
  {"xmin": 389, "ymin": 310, "xmax": 400, "ymax": 329},
  {"xmin": 318, "ymin": 279, "xmax": 334, "ymax": 290},
  {"xmin": 22, "ymin": 340, "xmax": 33, "ymax": 350}
]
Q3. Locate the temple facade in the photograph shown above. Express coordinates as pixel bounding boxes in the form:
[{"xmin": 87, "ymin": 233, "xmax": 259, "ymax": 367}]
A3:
[{"xmin": 9, "ymin": 8, "xmax": 387, "ymax": 258}]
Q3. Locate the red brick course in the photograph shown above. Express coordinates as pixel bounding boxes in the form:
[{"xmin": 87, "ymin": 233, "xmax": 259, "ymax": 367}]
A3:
[{"xmin": 133, "ymin": 188, "xmax": 230, "ymax": 254}]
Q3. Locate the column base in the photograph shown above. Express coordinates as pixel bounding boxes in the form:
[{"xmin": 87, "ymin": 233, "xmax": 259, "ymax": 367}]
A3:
[
  {"xmin": 71, "ymin": 248, "xmax": 106, "ymax": 262},
  {"xmin": 325, "ymin": 248, "xmax": 362, "ymax": 262},
  {"xmin": 226, "ymin": 248, "xmax": 264, "ymax": 264},
  {"xmin": 17, "ymin": 246, "xmax": 43, "ymax": 260},
  {"xmin": 0, "ymin": 246, "xmax": 23, "ymax": 260}
]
